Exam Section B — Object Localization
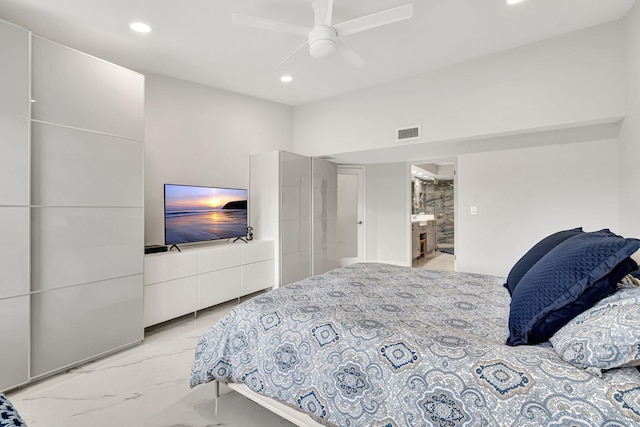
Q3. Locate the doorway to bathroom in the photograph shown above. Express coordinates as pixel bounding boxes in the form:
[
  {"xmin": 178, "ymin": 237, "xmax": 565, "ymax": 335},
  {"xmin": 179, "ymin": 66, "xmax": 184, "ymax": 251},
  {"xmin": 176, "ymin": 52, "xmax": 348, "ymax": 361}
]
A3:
[{"xmin": 411, "ymin": 162, "xmax": 455, "ymax": 269}]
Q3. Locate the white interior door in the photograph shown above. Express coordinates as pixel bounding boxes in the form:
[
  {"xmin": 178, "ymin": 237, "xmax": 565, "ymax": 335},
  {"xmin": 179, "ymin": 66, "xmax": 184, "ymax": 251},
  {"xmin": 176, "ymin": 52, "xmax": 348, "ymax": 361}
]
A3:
[{"xmin": 337, "ymin": 166, "xmax": 365, "ymax": 266}]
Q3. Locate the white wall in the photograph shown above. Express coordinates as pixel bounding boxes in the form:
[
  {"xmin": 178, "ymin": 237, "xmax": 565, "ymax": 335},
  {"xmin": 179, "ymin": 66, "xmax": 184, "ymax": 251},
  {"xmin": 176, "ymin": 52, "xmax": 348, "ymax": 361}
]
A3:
[
  {"xmin": 292, "ymin": 21, "xmax": 625, "ymax": 158},
  {"xmin": 288, "ymin": 18, "xmax": 633, "ymax": 276},
  {"xmin": 144, "ymin": 74, "xmax": 293, "ymax": 245},
  {"xmin": 619, "ymin": 2, "xmax": 640, "ymax": 237},
  {"xmin": 365, "ymin": 163, "xmax": 410, "ymax": 266},
  {"xmin": 457, "ymin": 138, "xmax": 619, "ymax": 277},
  {"xmin": 139, "ymin": 12, "xmax": 639, "ymax": 276}
]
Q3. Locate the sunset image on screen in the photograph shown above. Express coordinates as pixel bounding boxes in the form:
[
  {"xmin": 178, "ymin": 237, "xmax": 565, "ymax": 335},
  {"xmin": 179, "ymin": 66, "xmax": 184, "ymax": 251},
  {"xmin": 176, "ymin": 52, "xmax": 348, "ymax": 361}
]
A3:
[{"xmin": 164, "ymin": 185, "xmax": 248, "ymax": 245}]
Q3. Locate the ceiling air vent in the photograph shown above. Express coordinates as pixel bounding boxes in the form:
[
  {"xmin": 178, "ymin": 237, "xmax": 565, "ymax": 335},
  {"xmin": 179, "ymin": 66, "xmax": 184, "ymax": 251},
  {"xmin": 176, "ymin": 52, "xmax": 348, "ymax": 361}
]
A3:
[{"xmin": 396, "ymin": 125, "xmax": 420, "ymax": 142}]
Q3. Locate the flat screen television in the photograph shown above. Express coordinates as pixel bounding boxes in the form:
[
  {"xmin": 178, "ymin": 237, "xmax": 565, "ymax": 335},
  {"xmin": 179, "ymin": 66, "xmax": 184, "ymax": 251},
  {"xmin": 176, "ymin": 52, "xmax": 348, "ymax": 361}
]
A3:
[{"xmin": 164, "ymin": 184, "xmax": 248, "ymax": 246}]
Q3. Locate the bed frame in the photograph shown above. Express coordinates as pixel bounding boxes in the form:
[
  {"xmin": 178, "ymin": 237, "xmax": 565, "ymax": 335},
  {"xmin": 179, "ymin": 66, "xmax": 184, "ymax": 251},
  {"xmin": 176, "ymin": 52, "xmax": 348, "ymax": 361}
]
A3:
[{"xmin": 214, "ymin": 380, "xmax": 323, "ymax": 427}]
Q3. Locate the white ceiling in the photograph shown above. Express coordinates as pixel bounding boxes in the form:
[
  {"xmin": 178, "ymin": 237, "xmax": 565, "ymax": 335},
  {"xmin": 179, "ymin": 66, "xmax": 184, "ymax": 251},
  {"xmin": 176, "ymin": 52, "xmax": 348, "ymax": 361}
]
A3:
[{"xmin": 0, "ymin": 0, "xmax": 635, "ymax": 106}]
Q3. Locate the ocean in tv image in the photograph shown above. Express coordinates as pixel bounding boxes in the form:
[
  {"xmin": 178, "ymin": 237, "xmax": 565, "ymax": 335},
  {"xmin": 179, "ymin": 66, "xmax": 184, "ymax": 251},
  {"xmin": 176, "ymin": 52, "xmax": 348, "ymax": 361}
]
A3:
[{"xmin": 164, "ymin": 185, "xmax": 248, "ymax": 244}]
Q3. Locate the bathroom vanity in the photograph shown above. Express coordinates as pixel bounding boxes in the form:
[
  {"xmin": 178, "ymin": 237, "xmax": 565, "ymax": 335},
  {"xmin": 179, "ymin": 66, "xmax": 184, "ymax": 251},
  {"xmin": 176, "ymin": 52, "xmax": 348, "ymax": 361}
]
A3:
[{"xmin": 412, "ymin": 217, "xmax": 436, "ymax": 263}]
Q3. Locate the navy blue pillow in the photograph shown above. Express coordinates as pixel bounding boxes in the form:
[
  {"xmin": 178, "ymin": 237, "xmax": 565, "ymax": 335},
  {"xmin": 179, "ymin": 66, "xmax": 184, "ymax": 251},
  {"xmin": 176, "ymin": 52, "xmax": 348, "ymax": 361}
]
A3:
[
  {"xmin": 507, "ymin": 230, "xmax": 640, "ymax": 346},
  {"xmin": 503, "ymin": 228, "xmax": 584, "ymax": 296}
]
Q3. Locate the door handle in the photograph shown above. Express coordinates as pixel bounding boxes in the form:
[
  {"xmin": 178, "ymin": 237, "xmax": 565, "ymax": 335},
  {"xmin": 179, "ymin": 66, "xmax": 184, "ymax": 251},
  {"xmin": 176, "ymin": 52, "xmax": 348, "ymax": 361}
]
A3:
[{"xmin": 357, "ymin": 221, "xmax": 363, "ymax": 224}]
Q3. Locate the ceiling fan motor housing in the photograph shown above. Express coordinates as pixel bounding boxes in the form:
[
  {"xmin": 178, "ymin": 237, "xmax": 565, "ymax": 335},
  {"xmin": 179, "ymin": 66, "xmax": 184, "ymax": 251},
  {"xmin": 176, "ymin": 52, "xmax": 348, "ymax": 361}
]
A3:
[{"xmin": 309, "ymin": 25, "xmax": 337, "ymax": 59}]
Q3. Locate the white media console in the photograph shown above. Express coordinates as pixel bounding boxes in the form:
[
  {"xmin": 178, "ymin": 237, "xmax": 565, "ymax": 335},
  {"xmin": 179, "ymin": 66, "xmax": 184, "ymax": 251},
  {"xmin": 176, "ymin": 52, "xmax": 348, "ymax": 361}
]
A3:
[{"xmin": 143, "ymin": 240, "xmax": 275, "ymax": 327}]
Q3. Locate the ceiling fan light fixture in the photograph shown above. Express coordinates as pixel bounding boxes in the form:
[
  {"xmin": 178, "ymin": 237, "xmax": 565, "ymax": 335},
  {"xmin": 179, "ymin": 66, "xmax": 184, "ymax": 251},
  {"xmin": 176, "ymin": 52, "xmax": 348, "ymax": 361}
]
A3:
[
  {"xmin": 310, "ymin": 39, "xmax": 336, "ymax": 59},
  {"xmin": 309, "ymin": 25, "xmax": 337, "ymax": 59},
  {"xmin": 232, "ymin": 2, "xmax": 412, "ymax": 68}
]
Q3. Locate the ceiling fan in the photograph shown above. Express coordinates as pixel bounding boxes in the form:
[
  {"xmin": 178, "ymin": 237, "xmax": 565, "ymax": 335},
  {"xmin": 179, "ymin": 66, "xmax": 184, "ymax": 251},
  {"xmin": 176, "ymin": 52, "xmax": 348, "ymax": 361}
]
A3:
[{"xmin": 232, "ymin": 0, "xmax": 414, "ymax": 69}]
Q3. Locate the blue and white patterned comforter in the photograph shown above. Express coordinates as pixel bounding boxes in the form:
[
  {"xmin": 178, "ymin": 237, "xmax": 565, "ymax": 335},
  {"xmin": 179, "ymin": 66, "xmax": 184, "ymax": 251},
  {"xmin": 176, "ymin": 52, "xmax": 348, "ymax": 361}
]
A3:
[
  {"xmin": 0, "ymin": 393, "xmax": 25, "ymax": 427},
  {"xmin": 190, "ymin": 263, "xmax": 640, "ymax": 426}
]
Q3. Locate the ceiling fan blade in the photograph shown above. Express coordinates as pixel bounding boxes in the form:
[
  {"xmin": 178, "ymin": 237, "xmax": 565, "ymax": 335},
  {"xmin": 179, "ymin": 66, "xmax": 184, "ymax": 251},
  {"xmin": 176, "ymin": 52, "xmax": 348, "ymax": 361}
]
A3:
[
  {"xmin": 312, "ymin": 0, "xmax": 334, "ymax": 26},
  {"xmin": 274, "ymin": 40, "xmax": 309, "ymax": 70},
  {"xmin": 334, "ymin": 4, "xmax": 413, "ymax": 37},
  {"xmin": 232, "ymin": 13, "xmax": 309, "ymax": 37},
  {"xmin": 335, "ymin": 39, "xmax": 366, "ymax": 68}
]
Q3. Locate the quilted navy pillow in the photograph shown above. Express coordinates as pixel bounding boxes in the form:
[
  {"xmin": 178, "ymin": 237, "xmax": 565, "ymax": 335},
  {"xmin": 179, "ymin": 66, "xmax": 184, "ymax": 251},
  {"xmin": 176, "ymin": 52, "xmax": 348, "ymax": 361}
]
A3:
[
  {"xmin": 507, "ymin": 230, "xmax": 640, "ymax": 346},
  {"xmin": 503, "ymin": 227, "xmax": 584, "ymax": 296}
]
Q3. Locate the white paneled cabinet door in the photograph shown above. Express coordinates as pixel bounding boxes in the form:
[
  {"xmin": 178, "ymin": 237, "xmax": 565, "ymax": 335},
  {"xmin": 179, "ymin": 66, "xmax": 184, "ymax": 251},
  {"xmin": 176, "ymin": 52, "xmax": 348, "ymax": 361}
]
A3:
[
  {"xmin": 280, "ymin": 152, "xmax": 312, "ymax": 285},
  {"xmin": 29, "ymin": 35, "xmax": 144, "ymax": 378},
  {"xmin": 31, "ymin": 36, "xmax": 144, "ymax": 140},
  {"xmin": 0, "ymin": 19, "xmax": 29, "ymax": 118},
  {"xmin": 31, "ymin": 276, "xmax": 143, "ymax": 377},
  {"xmin": 0, "ymin": 19, "xmax": 30, "ymax": 391},
  {"xmin": 312, "ymin": 158, "xmax": 338, "ymax": 275},
  {"xmin": 0, "ymin": 296, "xmax": 29, "ymax": 390},
  {"xmin": 251, "ymin": 151, "xmax": 338, "ymax": 287}
]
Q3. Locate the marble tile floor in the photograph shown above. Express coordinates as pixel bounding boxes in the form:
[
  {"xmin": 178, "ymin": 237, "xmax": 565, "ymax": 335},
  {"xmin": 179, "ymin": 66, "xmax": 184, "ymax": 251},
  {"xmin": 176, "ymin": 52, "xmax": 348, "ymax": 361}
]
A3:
[
  {"xmin": 6, "ymin": 298, "xmax": 295, "ymax": 427},
  {"xmin": 417, "ymin": 250, "xmax": 455, "ymax": 271},
  {"xmin": 7, "ymin": 256, "xmax": 454, "ymax": 427}
]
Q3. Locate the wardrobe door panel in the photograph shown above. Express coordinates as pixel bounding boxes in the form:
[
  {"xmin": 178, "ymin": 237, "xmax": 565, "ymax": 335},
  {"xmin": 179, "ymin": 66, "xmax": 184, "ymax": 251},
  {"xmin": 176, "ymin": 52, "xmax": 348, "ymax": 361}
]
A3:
[
  {"xmin": 313, "ymin": 217, "xmax": 338, "ymax": 275},
  {"xmin": 281, "ymin": 217, "xmax": 302, "ymax": 253},
  {"xmin": 280, "ymin": 152, "xmax": 310, "ymax": 186},
  {"xmin": 0, "ymin": 19, "xmax": 30, "ymax": 392},
  {"xmin": 281, "ymin": 250, "xmax": 312, "ymax": 286},
  {"xmin": 0, "ymin": 295, "xmax": 29, "ymax": 391},
  {"xmin": 0, "ymin": 20, "xmax": 29, "ymax": 117},
  {"xmin": 0, "ymin": 207, "xmax": 29, "ymax": 298},
  {"xmin": 312, "ymin": 158, "xmax": 338, "ymax": 275},
  {"xmin": 31, "ymin": 36, "xmax": 144, "ymax": 140},
  {"xmin": 0, "ymin": 115, "xmax": 29, "ymax": 206},
  {"xmin": 31, "ymin": 207, "xmax": 143, "ymax": 291},
  {"xmin": 31, "ymin": 275, "xmax": 143, "ymax": 377},
  {"xmin": 31, "ymin": 123, "xmax": 143, "ymax": 207},
  {"xmin": 281, "ymin": 186, "xmax": 304, "ymax": 221},
  {"xmin": 280, "ymin": 152, "xmax": 312, "ymax": 285}
]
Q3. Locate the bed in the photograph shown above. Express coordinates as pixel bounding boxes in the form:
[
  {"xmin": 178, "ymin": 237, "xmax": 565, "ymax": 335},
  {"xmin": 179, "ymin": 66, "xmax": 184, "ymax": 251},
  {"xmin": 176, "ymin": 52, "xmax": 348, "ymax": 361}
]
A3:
[
  {"xmin": 190, "ymin": 229, "xmax": 640, "ymax": 426},
  {"xmin": 0, "ymin": 393, "xmax": 26, "ymax": 427}
]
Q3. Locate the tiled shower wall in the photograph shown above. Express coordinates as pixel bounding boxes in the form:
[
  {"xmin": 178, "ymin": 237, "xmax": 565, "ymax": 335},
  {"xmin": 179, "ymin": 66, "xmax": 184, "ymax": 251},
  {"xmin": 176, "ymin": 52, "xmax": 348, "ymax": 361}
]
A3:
[{"xmin": 412, "ymin": 179, "xmax": 454, "ymax": 246}]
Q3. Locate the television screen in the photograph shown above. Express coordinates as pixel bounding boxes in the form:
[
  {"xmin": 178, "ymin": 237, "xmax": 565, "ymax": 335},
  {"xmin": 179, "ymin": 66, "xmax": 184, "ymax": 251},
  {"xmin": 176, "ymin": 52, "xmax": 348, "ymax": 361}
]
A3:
[{"xmin": 164, "ymin": 184, "xmax": 248, "ymax": 245}]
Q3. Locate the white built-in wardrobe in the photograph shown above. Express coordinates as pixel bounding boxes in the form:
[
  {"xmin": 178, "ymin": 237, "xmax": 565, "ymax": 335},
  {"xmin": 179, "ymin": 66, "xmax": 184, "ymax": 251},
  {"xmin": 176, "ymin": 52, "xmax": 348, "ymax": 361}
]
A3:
[
  {"xmin": 0, "ymin": 19, "xmax": 144, "ymax": 391},
  {"xmin": 250, "ymin": 151, "xmax": 337, "ymax": 286}
]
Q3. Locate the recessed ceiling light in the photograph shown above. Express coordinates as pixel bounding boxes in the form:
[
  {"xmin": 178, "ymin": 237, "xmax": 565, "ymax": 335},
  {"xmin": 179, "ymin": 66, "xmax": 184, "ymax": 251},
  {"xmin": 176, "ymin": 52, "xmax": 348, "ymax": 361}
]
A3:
[
  {"xmin": 506, "ymin": 0, "xmax": 526, "ymax": 4},
  {"xmin": 280, "ymin": 75, "xmax": 293, "ymax": 83},
  {"xmin": 130, "ymin": 22, "xmax": 152, "ymax": 33}
]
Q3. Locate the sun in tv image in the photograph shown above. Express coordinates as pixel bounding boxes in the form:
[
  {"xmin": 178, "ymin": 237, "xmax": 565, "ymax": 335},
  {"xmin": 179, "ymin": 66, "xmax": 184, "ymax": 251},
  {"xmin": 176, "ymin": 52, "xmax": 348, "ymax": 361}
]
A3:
[{"xmin": 164, "ymin": 184, "xmax": 248, "ymax": 245}]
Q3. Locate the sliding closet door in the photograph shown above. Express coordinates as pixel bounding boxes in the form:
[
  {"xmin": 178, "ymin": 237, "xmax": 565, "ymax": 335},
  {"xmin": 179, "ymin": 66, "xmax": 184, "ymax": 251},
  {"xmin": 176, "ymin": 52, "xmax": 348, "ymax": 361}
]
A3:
[
  {"xmin": 312, "ymin": 158, "xmax": 338, "ymax": 275},
  {"xmin": 29, "ymin": 36, "xmax": 144, "ymax": 378},
  {"xmin": 280, "ymin": 152, "xmax": 312, "ymax": 285},
  {"xmin": 0, "ymin": 19, "xmax": 30, "ymax": 391}
]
